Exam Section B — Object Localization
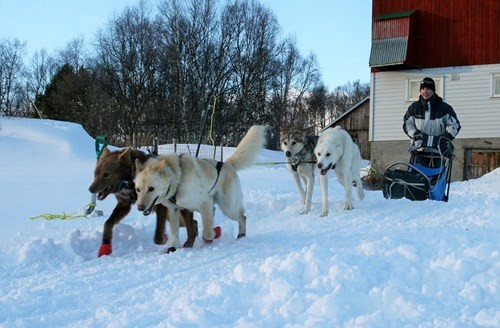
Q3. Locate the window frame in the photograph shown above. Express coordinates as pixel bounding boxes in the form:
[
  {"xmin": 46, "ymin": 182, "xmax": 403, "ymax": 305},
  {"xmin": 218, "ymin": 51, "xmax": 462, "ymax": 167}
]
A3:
[
  {"xmin": 491, "ymin": 73, "xmax": 500, "ymax": 97},
  {"xmin": 406, "ymin": 77, "xmax": 444, "ymax": 102}
]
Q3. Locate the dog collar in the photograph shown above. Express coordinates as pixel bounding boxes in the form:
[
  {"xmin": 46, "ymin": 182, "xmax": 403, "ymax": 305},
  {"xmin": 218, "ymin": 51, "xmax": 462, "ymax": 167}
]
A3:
[{"xmin": 117, "ymin": 180, "xmax": 137, "ymax": 203}]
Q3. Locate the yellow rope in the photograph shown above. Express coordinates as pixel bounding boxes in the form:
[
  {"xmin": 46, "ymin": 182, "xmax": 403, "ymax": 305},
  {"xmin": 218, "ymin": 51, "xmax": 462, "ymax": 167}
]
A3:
[
  {"xmin": 30, "ymin": 203, "xmax": 96, "ymax": 221},
  {"xmin": 254, "ymin": 161, "xmax": 285, "ymax": 166}
]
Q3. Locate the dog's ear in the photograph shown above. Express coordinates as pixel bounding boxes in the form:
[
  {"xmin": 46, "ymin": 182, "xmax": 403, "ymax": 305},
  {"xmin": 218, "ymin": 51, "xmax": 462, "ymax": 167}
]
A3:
[
  {"xmin": 157, "ymin": 159, "xmax": 169, "ymax": 173},
  {"xmin": 135, "ymin": 158, "xmax": 145, "ymax": 173},
  {"xmin": 99, "ymin": 147, "xmax": 111, "ymax": 161},
  {"xmin": 299, "ymin": 130, "xmax": 306, "ymax": 138},
  {"xmin": 157, "ymin": 159, "xmax": 175, "ymax": 178},
  {"xmin": 118, "ymin": 147, "xmax": 132, "ymax": 163}
]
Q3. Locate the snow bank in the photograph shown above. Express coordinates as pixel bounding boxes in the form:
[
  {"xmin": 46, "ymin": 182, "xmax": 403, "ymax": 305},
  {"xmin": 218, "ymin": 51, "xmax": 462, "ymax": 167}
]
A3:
[{"xmin": 1, "ymin": 117, "xmax": 499, "ymax": 327}]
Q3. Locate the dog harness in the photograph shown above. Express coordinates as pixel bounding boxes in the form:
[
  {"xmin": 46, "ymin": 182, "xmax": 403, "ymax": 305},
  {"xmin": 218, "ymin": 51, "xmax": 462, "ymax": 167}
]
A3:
[
  {"xmin": 207, "ymin": 160, "xmax": 224, "ymax": 193},
  {"xmin": 167, "ymin": 156, "xmax": 224, "ymax": 206},
  {"xmin": 290, "ymin": 155, "xmax": 303, "ymax": 171},
  {"xmin": 288, "ymin": 136, "xmax": 318, "ymax": 171},
  {"xmin": 166, "ymin": 155, "xmax": 184, "ymax": 206},
  {"xmin": 289, "ymin": 154, "xmax": 316, "ymax": 171}
]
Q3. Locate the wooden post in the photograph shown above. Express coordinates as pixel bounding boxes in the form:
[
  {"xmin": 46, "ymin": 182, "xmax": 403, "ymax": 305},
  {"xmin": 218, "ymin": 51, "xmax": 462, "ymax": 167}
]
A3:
[{"xmin": 153, "ymin": 137, "xmax": 158, "ymax": 155}]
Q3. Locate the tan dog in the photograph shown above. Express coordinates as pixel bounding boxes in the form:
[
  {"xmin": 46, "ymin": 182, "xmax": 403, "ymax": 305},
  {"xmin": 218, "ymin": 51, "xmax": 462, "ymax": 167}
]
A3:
[
  {"xmin": 88, "ymin": 147, "xmax": 197, "ymax": 257},
  {"xmin": 280, "ymin": 130, "xmax": 326, "ymax": 214},
  {"xmin": 134, "ymin": 125, "xmax": 267, "ymax": 252}
]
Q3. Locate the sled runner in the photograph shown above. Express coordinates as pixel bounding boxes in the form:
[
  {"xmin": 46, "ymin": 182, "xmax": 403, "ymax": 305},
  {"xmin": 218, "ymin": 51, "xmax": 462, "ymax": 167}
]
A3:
[{"xmin": 383, "ymin": 135, "xmax": 454, "ymax": 202}]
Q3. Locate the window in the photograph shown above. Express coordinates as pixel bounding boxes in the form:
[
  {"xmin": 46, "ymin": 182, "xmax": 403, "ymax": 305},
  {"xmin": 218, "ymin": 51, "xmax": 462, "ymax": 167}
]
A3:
[
  {"xmin": 491, "ymin": 74, "xmax": 500, "ymax": 97},
  {"xmin": 406, "ymin": 77, "xmax": 443, "ymax": 101}
]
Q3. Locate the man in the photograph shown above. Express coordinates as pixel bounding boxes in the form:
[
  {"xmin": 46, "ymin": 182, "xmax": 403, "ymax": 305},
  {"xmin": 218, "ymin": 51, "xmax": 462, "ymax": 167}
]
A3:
[{"xmin": 403, "ymin": 77, "xmax": 461, "ymax": 155}]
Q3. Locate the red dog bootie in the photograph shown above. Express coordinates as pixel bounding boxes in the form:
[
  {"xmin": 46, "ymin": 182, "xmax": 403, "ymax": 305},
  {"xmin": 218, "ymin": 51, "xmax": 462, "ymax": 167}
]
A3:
[
  {"xmin": 98, "ymin": 243, "xmax": 112, "ymax": 257},
  {"xmin": 203, "ymin": 226, "xmax": 222, "ymax": 243},
  {"xmin": 214, "ymin": 226, "xmax": 222, "ymax": 239}
]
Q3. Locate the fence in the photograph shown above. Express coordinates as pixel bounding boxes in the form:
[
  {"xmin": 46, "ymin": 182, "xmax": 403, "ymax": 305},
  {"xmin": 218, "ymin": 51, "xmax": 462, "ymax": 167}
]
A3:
[{"xmin": 136, "ymin": 138, "xmax": 225, "ymax": 161}]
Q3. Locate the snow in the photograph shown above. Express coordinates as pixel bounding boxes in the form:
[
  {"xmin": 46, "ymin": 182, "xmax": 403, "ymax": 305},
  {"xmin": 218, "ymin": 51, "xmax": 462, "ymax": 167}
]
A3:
[{"xmin": 1, "ymin": 116, "xmax": 499, "ymax": 327}]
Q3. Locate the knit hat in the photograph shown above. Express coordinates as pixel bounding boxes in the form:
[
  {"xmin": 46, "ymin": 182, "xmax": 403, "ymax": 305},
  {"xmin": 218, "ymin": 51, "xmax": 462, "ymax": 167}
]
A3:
[{"xmin": 420, "ymin": 77, "xmax": 435, "ymax": 92}]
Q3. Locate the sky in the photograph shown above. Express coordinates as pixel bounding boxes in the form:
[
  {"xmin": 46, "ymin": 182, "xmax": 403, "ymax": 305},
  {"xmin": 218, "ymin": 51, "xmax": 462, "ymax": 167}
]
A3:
[
  {"xmin": 1, "ymin": 117, "xmax": 499, "ymax": 326},
  {"xmin": 0, "ymin": 0, "xmax": 372, "ymax": 90}
]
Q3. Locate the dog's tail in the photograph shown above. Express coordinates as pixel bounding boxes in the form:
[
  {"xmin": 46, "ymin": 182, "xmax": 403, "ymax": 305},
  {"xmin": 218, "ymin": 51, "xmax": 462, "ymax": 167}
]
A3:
[{"xmin": 226, "ymin": 125, "xmax": 267, "ymax": 171}]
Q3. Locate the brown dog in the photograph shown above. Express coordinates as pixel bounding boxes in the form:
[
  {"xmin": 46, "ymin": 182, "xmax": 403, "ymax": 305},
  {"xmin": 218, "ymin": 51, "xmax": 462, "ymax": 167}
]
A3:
[{"xmin": 88, "ymin": 147, "xmax": 197, "ymax": 257}]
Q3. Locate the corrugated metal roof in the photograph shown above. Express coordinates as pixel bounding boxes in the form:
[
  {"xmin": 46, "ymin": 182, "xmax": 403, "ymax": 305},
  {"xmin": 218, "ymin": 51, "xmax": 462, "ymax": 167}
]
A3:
[{"xmin": 369, "ymin": 37, "xmax": 408, "ymax": 67}]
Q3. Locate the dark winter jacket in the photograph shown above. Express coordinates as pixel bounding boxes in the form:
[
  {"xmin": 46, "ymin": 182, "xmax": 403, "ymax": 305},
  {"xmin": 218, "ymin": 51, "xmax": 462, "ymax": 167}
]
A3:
[{"xmin": 403, "ymin": 94, "xmax": 461, "ymax": 140}]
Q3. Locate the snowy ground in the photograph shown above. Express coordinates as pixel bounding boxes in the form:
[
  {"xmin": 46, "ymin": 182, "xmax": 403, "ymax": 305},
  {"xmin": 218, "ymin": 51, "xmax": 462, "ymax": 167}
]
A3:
[{"xmin": 0, "ymin": 117, "xmax": 498, "ymax": 327}]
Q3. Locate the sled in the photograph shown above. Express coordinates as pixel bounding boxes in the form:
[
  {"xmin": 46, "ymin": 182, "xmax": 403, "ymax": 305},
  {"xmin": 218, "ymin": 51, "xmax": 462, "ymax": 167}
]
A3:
[{"xmin": 383, "ymin": 135, "xmax": 454, "ymax": 202}]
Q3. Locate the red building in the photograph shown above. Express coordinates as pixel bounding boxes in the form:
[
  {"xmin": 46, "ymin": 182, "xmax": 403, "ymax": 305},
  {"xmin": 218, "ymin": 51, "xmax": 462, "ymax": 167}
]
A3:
[{"xmin": 369, "ymin": 0, "xmax": 500, "ymax": 180}]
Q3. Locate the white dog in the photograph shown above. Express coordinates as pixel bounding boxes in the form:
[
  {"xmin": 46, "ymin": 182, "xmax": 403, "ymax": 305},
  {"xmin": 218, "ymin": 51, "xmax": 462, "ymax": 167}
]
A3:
[
  {"xmin": 314, "ymin": 126, "xmax": 365, "ymax": 216},
  {"xmin": 134, "ymin": 125, "xmax": 267, "ymax": 252}
]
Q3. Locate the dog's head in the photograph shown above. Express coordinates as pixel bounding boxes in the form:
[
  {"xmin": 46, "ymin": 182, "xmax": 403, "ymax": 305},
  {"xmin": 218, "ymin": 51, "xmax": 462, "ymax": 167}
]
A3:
[
  {"xmin": 280, "ymin": 131, "xmax": 306, "ymax": 158},
  {"xmin": 88, "ymin": 147, "xmax": 135, "ymax": 200},
  {"xmin": 134, "ymin": 157, "xmax": 174, "ymax": 216},
  {"xmin": 314, "ymin": 129, "xmax": 344, "ymax": 176}
]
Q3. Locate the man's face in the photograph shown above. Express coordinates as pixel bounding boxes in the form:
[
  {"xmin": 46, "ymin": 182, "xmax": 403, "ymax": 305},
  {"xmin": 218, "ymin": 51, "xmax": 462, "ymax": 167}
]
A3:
[{"xmin": 420, "ymin": 87, "xmax": 434, "ymax": 100}]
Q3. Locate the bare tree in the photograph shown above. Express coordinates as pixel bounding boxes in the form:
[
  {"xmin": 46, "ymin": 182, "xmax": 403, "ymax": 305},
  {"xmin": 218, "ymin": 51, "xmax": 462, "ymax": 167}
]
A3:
[
  {"xmin": 156, "ymin": 0, "xmax": 223, "ymax": 143},
  {"xmin": 326, "ymin": 80, "xmax": 370, "ymax": 123},
  {"xmin": 26, "ymin": 49, "xmax": 56, "ymax": 100},
  {"xmin": 277, "ymin": 49, "xmax": 320, "ymax": 129},
  {"xmin": 22, "ymin": 48, "xmax": 60, "ymax": 118},
  {"xmin": 221, "ymin": 0, "xmax": 281, "ymax": 137},
  {"xmin": 57, "ymin": 37, "xmax": 88, "ymax": 71},
  {"xmin": 307, "ymin": 83, "xmax": 328, "ymax": 131},
  {"xmin": 95, "ymin": 0, "xmax": 159, "ymax": 144},
  {"xmin": 9, "ymin": 0, "xmax": 369, "ymax": 149},
  {"xmin": 267, "ymin": 37, "xmax": 321, "ymax": 149},
  {"xmin": 0, "ymin": 39, "xmax": 26, "ymax": 116}
]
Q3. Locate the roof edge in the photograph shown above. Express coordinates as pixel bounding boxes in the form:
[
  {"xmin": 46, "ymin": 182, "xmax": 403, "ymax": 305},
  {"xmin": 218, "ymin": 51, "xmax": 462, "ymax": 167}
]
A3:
[{"xmin": 374, "ymin": 9, "xmax": 417, "ymax": 21}]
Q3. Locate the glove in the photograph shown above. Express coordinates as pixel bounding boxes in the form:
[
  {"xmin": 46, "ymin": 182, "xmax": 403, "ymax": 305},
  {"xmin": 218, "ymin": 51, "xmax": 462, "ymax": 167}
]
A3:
[
  {"xmin": 439, "ymin": 132, "xmax": 454, "ymax": 141},
  {"xmin": 438, "ymin": 133, "xmax": 454, "ymax": 157},
  {"xmin": 413, "ymin": 131, "xmax": 427, "ymax": 141}
]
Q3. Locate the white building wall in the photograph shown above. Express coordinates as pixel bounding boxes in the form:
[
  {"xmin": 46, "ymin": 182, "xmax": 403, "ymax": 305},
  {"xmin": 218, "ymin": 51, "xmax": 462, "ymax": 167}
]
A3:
[{"xmin": 369, "ymin": 64, "xmax": 500, "ymax": 141}]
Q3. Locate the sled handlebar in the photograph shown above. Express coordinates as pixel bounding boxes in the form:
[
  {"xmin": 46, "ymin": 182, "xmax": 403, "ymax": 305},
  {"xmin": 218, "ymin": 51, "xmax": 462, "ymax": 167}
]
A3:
[{"xmin": 95, "ymin": 136, "xmax": 108, "ymax": 160}]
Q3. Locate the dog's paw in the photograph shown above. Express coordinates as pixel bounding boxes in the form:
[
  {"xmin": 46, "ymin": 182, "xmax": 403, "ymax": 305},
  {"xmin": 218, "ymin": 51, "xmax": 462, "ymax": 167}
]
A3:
[
  {"xmin": 319, "ymin": 210, "xmax": 329, "ymax": 217},
  {"xmin": 344, "ymin": 203, "xmax": 354, "ymax": 210},
  {"xmin": 300, "ymin": 208, "xmax": 309, "ymax": 215},
  {"xmin": 154, "ymin": 233, "xmax": 168, "ymax": 245},
  {"xmin": 203, "ymin": 226, "xmax": 222, "ymax": 243},
  {"xmin": 183, "ymin": 240, "xmax": 195, "ymax": 248},
  {"xmin": 98, "ymin": 244, "xmax": 112, "ymax": 257},
  {"xmin": 165, "ymin": 247, "xmax": 176, "ymax": 254}
]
